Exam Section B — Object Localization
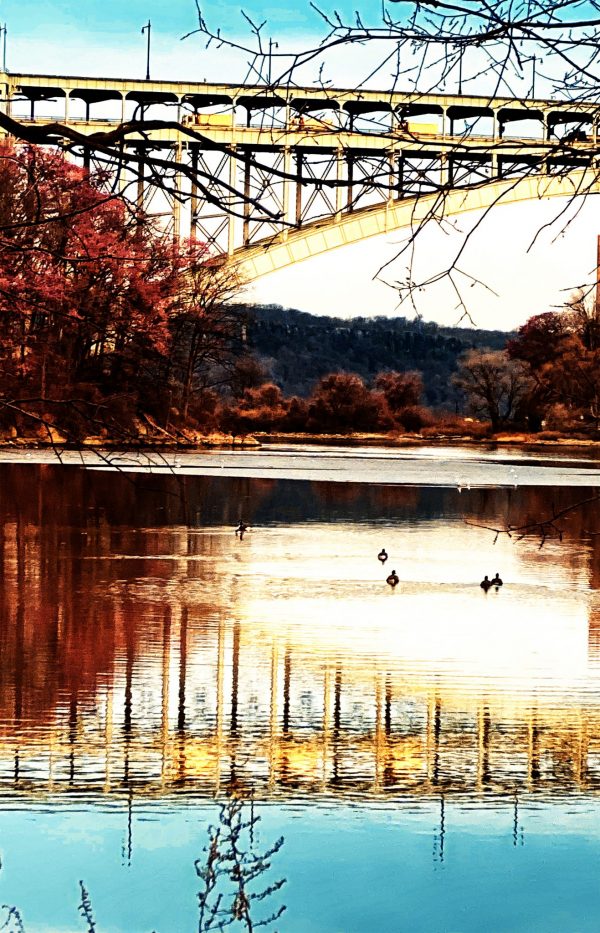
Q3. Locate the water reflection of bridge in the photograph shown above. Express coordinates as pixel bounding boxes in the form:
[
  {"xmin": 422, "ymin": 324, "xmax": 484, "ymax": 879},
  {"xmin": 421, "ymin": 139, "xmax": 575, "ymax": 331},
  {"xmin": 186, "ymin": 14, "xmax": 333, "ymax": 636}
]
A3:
[
  {"xmin": 1, "ymin": 469, "xmax": 600, "ymax": 802},
  {"xmin": 0, "ymin": 609, "xmax": 598, "ymax": 802}
]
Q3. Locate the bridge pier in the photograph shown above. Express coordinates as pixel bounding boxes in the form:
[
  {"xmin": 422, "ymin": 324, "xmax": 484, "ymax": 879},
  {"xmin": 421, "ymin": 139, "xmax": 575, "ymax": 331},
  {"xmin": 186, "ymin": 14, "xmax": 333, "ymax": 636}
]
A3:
[
  {"xmin": 172, "ymin": 140, "xmax": 182, "ymax": 240},
  {"xmin": 227, "ymin": 145, "xmax": 237, "ymax": 255},
  {"xmin": 243, "ymin": 153, "xmax": 251, "ymax": 246},
  {"xmin": 295, "ymin": 151, "xmax": 304, "ymax": 226},
  {"xmin": 439, "ymin": 153, "xmax": 449, "ymax": 188},
  {"xmin": 282, "ymin": 147, "xmax": 292, "ymax": 240},
  {"xmin": 347, "ymin": 153, "xmax": 354, "ymax": 211},
  {"xmin": 190, "ymin": 146, "xmax": 199, "ymax": 240},
  {"xmin": 136, "ymin": 146, "xmax": 145, "ymax": 214},
  {"xmin": 335, "ymin": 149, "xmax": 345, "ymax": 220}
]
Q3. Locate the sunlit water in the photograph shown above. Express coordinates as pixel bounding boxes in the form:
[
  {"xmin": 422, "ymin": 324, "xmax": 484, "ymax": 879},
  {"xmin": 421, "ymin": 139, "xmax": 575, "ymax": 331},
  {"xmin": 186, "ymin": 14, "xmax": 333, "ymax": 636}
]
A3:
[{"xmin": 1, "ymin": 447, "xmax": 600, "ymax": 930}]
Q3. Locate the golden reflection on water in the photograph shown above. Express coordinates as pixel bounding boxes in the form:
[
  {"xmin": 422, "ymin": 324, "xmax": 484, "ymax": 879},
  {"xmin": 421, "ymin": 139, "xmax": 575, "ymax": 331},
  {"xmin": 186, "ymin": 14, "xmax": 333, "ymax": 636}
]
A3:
[{"xmin": 1, "ymin": 465, "xmax": 600, "ymax": 803}]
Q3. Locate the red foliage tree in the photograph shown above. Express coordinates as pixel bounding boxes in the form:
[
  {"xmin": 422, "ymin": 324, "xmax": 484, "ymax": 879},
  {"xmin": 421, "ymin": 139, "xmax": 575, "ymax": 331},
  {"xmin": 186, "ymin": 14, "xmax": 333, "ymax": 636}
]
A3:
[
  {"xmin": 374, "ymin": 370, "xmax": 423, "ymax": 412},
  {"xmin": 0, "ymin": 142, "xmax": 242, "ymax": 440},
  {"xmin": 507, "ymin": 297, "xmax": 600, "ymax": 431},
  {"xmin": 219, "ymin": 382, "xmax": 289, "ymax": 435},
  {"xmin": 506, "ymin": 312, "xmax": 569, "ymax": 368},
  {"xmin": 306, "ymin": 372, "xmax": 392, "ymax": 433}
]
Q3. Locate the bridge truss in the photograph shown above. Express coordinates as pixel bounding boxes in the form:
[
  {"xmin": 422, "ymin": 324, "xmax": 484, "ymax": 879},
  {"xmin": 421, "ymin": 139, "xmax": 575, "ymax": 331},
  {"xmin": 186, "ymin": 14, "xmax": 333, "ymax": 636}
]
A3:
[{"xmin": 2, "ymin": 71, "xmax": 600, "ymax": 278}]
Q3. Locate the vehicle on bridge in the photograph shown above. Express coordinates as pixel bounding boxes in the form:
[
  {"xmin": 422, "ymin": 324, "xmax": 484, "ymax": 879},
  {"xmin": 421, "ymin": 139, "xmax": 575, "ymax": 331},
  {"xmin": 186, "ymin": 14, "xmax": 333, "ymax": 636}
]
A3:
[
  {"xmin": 395, "ymin": 120, "xmax": 440, "ymax": 136},
  {"xmin": 182, "ymin": 112, "xmax": 234, "ymax": 129},
  {"xmin": 289, "ymin": 115, "xmax": 334, "ymax": 133},
  {"xmin": 562, "ymin": 128, "xmax": 589, "ymax": 143}
]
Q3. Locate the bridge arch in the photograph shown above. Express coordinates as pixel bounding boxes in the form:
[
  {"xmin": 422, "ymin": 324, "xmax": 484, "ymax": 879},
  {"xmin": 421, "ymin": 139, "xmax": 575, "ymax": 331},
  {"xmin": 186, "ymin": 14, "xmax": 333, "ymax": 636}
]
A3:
[{"xmin": 232, "ymin": 170, "xmax": 600, "ymax": 281}]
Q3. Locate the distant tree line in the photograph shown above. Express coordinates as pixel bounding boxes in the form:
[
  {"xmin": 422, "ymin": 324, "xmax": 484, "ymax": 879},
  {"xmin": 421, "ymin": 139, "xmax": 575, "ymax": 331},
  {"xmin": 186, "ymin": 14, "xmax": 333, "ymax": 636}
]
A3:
[
  {"xmin": 447, "ymin": 294, "xmax": 600, "ymax": 435},
  {"xmin": 239, "ymin": 303, "xmax": 510, "ymax": 411},
  {"xmin": 220, "ymin": 368, "xmax": 438, "ymax": 436}
]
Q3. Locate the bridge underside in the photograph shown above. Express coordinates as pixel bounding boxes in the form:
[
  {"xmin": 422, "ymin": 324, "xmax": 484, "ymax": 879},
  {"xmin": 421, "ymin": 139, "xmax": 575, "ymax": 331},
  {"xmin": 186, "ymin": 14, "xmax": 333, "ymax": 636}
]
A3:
[
  {"xmin": 232, "ymin": 169, "xmax": 600, "ymax": 281},
  {"xmin": 3, "ymin": 72, "xmax": 600, "ymax": 274}
]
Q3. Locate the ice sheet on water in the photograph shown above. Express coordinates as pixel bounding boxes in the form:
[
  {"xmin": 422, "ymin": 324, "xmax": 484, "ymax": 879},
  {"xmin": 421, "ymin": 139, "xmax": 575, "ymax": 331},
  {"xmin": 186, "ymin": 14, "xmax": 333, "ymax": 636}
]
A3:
[{"xmin": 0, "ymin": 444, "xmax": 598, "ymax": 487}]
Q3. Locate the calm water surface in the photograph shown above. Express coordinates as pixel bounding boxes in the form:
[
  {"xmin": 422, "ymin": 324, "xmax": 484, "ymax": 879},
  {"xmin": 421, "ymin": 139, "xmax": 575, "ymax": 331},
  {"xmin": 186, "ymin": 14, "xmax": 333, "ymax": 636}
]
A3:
[{"xmin": 1, "ymin": 447, "xmax": 600, "ymax": 931}]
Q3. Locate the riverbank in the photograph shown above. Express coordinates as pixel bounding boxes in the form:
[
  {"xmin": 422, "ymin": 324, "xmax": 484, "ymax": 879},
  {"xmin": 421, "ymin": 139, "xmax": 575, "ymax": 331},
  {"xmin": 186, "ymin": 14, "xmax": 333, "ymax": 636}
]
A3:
[
  {"xmin": 256, "ymin": 430, "xmax": 600, "ymax": 450},
  {"xmin": 2, "ymin": 428, "xmax": 600, "ymax": 452}
]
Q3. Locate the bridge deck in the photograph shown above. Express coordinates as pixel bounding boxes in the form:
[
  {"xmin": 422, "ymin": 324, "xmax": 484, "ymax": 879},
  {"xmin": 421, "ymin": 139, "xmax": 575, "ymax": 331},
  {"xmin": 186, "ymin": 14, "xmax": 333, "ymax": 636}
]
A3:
[{"xmin": 2, "ymin": 71, "xmax": 598, "ymax": 266}]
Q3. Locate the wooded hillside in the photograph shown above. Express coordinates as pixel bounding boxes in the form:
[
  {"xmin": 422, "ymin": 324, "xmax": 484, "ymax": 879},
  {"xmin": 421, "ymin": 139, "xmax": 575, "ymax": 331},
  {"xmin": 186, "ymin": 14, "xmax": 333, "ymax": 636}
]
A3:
[{"xmin": 241, "ymin": 304, "xmax": 511, "ymax": 410}]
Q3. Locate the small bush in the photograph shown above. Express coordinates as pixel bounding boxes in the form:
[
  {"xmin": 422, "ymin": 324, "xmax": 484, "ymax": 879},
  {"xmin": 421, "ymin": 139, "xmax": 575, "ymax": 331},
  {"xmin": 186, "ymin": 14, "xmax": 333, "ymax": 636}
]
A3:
[
  {"xmin": 397, "ymin": 405, "xmax": 435, "ymax": 432},
  {"xmin": 544, "ymin": 403, "xmax": 581, "ymax": 433}
]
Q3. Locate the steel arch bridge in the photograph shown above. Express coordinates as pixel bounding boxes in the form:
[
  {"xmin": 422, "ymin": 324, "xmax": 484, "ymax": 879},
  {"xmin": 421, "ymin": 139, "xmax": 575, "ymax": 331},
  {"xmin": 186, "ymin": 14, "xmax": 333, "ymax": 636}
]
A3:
[
  {"xmin": 233, "ymin": 170, "xmax": 600, "ymax": 280},
  {"xmin": 2, "ymin": 70, "xmax": 600, "ymax": 279}
]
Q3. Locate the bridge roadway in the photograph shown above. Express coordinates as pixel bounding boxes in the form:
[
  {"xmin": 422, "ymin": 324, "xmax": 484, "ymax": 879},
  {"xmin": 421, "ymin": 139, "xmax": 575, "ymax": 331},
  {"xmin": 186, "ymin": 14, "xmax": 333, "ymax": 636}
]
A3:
[{"xmin": 2, "ymin": 71, "xmax": 600, "ymax": 272}]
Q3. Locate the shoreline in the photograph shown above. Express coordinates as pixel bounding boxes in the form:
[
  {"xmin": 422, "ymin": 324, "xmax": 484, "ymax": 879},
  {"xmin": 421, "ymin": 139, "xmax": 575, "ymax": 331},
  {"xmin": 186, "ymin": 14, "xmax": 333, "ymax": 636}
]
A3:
[{"xmin": 1, "ymin": 429, "xmax": 600, "ymax": 453}]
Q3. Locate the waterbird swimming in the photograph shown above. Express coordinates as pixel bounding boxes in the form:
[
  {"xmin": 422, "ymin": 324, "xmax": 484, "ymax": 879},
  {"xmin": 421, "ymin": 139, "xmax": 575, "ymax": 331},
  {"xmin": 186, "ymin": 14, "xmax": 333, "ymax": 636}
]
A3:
[
  {"xmin": 235, "ymin": 520, "xmax": 248, "ymax": 540},
  {"xmin": 386, "ymin": 569, "xmax": 399, "ymax": 588},
  {"xmin": 492, "ymin": 573, "xmax": 503, "ymax": 586},
  {"xmin": 480, "ymin": 575, "xmax": 492, "ymax": 591},
  {"xmin": 378, "ymin": 548, "xmax": 388, "ymax": 564}
]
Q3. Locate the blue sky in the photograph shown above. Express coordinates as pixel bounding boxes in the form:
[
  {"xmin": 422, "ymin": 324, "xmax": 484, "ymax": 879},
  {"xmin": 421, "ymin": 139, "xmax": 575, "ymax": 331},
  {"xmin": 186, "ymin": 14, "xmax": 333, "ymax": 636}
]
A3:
[{"xmin": 1, "ymin": 0, "xmax": 338, "ymax": 80}]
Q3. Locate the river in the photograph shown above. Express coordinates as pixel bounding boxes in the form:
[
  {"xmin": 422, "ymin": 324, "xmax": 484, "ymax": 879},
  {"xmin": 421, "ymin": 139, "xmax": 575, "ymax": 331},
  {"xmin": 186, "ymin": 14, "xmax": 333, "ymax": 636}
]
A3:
[{"xmin": 0, "ymin": 445, "xmax": 599, "ymax": 931}]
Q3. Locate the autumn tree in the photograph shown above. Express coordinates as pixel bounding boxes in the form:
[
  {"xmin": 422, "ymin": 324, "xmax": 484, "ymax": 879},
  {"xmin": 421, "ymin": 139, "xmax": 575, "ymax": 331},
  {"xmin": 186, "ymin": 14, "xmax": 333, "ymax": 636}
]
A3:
[
  {"xmin": 229, "ymin": 355, "xmax": 271, "ymax": 398},
  {"xmin": 374, "ymin": 371, "xmax": 423, "ymax": 411},
  {"xmin": 507, "ymin": 313, "xmax": 569, "ymax": 371},
  {"xmin": 508, "ymin": 294, "xmax": 600, "ymax": 430},
  {"xmin": 166, "ymin": 255, "xmax": 245, "ymax": 422},
  {"xmin": 453, "ymin": 350, "xmax": 533, "ymax": 432},
  {"xmin": 306, "ymin": 373, "xmax": 392, "ymax": 433},
  {"xmin": 372, "ymin": 369, "xmax": 433, "ymax": 430},
  {"xmin": 0, "ymin": 141, "xmax": 243, "ymax": 442},
  {"xmin": 220, "ymin": 382, "xmax": 289, "ymax": 436}
]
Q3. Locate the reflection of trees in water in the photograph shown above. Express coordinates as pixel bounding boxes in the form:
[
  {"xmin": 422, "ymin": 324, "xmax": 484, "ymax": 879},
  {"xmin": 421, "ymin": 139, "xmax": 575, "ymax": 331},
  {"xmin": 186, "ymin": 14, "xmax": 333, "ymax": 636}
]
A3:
[
  {"xmin": 311, "ymin": 480, "xmax": 422, "ymax": 515},
  {"xmin": 0, "ymin": 463, "xmax": 600, "ymax": 798},
  {"xmin": 0, "ymin": 463, "xmax": 525, "ymax": 528},
  {"xmin": 462, "ymin": 485, "xmax": 600, "ymax": 546},
  {"xmin": 5, "ymin": 461, "xmax": 600, "ymax": 536}
]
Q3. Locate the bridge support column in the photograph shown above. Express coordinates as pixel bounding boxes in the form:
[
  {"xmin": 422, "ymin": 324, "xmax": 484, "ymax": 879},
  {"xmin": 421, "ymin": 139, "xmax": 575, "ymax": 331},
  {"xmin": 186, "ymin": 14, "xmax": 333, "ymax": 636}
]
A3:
[
  {"xmin": 282, "ymin": 147, "xmax": 292, "ymax": 240},
  {"xmin": 493, "ymin": 110, "xmax": 501, "ymax": 140},
  {"xmin": 118, "ymin": 145, "xmax": 128, "ymax": 196},
  {"xmin": 439, "ymin": 153, "xmax": 449, "ymax": 189},
  {"xmin": 335, "ymin": 148, "xmax": 345, "ymax": 220},
  {"xmin": 228, "ymin": 145, "xmax": 237, "ymax": 256},
  {"xmin": 385, "ymin": 151, "xmax": 397, "ymax": 230},
  {"xmin": 173, "ymin": 140, "xmax": 182, "ymax": 240},
  {"xmin": 387, "ymin": 150, "xmax": 397, "ymax": 202},
  {"xmin": 136, "ymin": 146, "xmax": 144, "ymax": 214},
  {"xmin": 347, "ymin": 153, "xmax": 354, "ymax": 211},
  {"xmin": 295, "ymin": 151, "xmax": 304, "ymax": 227},
  {"xmin": 190, "ymin": 146, "xmax": 199, "ymax": 239},
  {"xmin": 543, "ymin": 114, "xmax": 550, "ymax": 141},
  {"xmin": 64, "ymin": 92, "xmax": 70, "ymax": 123},
  {"xmin": 243, "ymin": 151, "xmax": 251, "ymax": 245},
  {"xmin": 441, "ymin": 107, "xmax": 448, "ymax": 140}
]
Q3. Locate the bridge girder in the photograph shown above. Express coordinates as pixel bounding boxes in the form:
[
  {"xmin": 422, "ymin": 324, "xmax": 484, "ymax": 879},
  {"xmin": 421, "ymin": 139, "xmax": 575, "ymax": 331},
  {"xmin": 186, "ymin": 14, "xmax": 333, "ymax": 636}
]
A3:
[{"xmin": 2, "ymin": 71, "xmax": 600, "ymax": 272}]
